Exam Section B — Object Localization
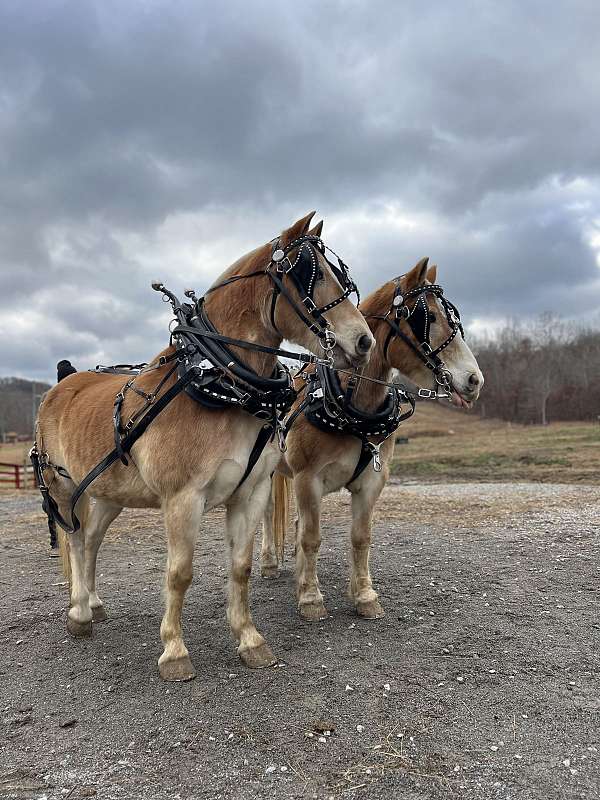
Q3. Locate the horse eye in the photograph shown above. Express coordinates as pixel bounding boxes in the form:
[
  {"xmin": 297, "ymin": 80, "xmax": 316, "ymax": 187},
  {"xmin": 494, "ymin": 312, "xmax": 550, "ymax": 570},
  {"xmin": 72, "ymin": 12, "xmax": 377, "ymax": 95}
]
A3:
[
  {"xmin": 430, "ymin": 313, "xmax": 437, "ymax": 323},
  {"xmin": 317, "ymin": 268, "xmax": 324, "ymax": 281}
]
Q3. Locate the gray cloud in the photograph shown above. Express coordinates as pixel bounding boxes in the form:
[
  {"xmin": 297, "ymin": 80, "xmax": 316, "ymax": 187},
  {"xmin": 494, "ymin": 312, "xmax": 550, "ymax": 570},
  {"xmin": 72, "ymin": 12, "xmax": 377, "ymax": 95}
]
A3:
[{"xmin": 1, "ymin": 0, "xmax": 599, "ymax": 381}]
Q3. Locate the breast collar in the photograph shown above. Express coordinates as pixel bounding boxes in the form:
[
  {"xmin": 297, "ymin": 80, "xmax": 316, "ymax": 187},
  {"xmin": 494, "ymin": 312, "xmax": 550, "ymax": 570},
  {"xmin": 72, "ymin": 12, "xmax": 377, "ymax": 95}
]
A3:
[{"xmin": 299, "ymin": 362, "xmax": 415, "ymax": 484}]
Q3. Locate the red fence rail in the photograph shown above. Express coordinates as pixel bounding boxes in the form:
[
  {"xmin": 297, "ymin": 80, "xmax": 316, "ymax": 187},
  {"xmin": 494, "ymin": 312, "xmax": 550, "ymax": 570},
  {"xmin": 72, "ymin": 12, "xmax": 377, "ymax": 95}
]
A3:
[{"xmin": 0, "ymin": 462, "xmax": 36, "ymax": 489}]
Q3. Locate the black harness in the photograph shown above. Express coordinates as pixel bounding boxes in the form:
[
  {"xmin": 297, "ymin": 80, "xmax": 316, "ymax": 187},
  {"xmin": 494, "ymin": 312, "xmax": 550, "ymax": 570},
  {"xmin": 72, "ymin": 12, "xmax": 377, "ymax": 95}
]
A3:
[
  {"xmin": 296, "ymin": 363, "xmax": 415, "ymax": 485},
  {"xmin": 367, "ymin": 282, "xmax": 465, "ymax": 394},
  {"xmin": 31, "ymin": 234, "xmax": 360, "ymax": 535}
]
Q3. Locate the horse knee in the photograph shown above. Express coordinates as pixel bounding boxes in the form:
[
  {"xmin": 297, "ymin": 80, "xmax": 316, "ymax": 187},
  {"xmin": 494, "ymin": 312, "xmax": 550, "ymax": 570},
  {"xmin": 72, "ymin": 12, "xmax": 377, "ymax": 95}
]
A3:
[
  {"xmin": 166, "ymin": 561, "xmax": 193, "ymax": 593},
  {"xmin": 231, "ymin": 562, "xmax": 252, "ymax": 584}
]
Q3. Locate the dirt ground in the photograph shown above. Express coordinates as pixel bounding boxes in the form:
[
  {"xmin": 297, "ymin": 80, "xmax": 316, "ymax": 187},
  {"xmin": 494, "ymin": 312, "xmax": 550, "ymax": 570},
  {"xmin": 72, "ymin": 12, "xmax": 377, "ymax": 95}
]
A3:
[{"xmin": 1, "ymin": 482, "xmax": 599, "ymax": 800}]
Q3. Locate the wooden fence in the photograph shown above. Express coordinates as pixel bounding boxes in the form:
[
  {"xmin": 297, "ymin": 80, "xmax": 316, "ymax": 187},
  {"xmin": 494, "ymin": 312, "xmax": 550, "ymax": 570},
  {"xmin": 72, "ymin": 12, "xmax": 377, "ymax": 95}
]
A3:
[{"xmin": 0, "ymin": 462, "xmax": 36, "ymax": 489}]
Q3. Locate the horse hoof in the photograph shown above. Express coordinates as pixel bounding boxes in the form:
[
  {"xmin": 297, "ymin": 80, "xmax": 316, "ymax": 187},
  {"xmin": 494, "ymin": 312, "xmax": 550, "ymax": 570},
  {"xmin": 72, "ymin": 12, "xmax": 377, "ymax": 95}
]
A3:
[
  {"xmin": 159, "ymin": 656, "xmax": 197, "ymax": 682},
  {"xmin": 299, "ymin": 601, "xmax": 329, "ymax": 622},
  {"xmin": 92, "ymin": 606, "xmax": 108, "ymax": 623},
  {"xmin": 356, "ymin": 599, "xmax": 385, "ymax": 619},
  {"xmin": 239, "ymin": 643, "xmax": 277, "ymax": 669},
  {"xmin": 261, "ymin": 564, "xmax": 279, "ymax": 579},
  {"xmin": 66, "ymin": 616, "xmax": 93, "ymax": 638}
]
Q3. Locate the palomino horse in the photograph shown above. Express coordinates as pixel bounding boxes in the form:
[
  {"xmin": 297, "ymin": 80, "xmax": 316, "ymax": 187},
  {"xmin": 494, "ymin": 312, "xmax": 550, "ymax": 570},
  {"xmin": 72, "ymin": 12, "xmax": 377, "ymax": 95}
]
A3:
[
  {"xmin": 35, "ymin": 213, "xmax": 374, "ymax": 679},
  {"xmin": 261, "ymin": 253, "xmax": 483, "ymax": 621}
]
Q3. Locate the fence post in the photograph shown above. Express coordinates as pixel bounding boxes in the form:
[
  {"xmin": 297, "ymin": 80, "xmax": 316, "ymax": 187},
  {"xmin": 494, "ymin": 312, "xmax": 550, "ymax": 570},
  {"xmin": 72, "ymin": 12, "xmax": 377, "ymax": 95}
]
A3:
[{"xmin": 15, "ymin": 464, "xmax": 20, "ymax": 489}]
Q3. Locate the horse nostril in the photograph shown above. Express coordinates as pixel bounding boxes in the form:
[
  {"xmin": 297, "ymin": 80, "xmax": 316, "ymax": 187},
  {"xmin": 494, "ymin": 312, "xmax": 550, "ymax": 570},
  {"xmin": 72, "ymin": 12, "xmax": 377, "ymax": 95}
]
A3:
[
  {"xmin": 356, "ymin": 334, "xmax": 373, "ymax": 355},
  {"xmin": 468, "ymin": 373, "xmax": 480, "ymax": 387}
]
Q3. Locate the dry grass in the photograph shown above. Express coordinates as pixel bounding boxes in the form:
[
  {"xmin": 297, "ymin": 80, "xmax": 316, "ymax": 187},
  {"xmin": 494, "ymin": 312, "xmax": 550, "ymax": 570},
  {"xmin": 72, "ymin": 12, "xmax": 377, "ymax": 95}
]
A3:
[{"xmin": 393, "ymin": 403, "xmax": 600, "ymax": 484}]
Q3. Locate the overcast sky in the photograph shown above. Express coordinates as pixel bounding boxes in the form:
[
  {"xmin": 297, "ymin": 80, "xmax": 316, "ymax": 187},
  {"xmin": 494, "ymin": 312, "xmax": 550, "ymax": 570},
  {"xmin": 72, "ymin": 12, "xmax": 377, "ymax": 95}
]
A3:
[{"xmin": 1, "ymin": 0, "xmax": 599, "ymax": 382}]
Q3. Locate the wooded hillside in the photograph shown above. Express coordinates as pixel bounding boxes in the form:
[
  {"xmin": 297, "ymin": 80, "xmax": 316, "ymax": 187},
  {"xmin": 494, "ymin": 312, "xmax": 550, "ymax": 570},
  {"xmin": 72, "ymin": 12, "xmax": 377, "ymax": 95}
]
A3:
[{"xmin": 0, "ymin": 377, "xmax": 50, "ymax": 437}]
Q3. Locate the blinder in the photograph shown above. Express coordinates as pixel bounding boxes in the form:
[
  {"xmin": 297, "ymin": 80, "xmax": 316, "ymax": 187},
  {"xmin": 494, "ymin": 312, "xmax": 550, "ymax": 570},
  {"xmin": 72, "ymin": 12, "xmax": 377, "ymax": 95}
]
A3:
[
  {"xmin": 268, "ymin": 234, "xmax": 360, "ymax": 348},
  {"xmin": 376, "ymin": 280, "xmax": 465, "ymax": 390}
]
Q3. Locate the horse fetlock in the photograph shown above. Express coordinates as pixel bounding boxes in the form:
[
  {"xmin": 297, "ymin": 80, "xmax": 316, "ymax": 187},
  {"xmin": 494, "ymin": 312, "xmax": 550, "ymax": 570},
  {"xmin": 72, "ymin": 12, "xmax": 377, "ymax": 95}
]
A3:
[{"xmin": 348, "ymin": 577, "xmax": 376, "ymax": 600}]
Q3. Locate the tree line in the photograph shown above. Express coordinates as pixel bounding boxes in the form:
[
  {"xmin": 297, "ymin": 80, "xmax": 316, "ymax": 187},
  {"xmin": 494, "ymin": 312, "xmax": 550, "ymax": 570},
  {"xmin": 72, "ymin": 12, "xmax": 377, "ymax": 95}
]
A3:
[
  {"xmin": 0, "ymin": 377, "xmax": 50, "ymax": 438},
  {"xmin": 472, "ymin": 315, "xmax": 600, "ymax": 425},
  {"xmin": 1, "ymin": 315, "xmax": 599, "ymax": 435}
]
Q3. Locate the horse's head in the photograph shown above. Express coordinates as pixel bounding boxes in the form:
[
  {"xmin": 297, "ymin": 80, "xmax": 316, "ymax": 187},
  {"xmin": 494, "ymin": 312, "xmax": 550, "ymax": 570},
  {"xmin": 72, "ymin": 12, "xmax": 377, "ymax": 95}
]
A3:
[
  {"xmin": 365, "ymin": 258, "xmax": 483, "ymax": 407},
  {"xmin": 268, "ymin": 213, "xmax": 374, "ymax": 368}
]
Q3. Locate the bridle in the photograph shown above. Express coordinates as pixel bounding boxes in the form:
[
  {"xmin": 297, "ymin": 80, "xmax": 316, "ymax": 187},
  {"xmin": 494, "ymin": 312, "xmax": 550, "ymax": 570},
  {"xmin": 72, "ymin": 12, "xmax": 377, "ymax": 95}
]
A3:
[
  {"xmin": 266, "ymin": 234, "xmax": 359, "ymax": 350},
  {"xmin": 367, "ymin": 280, "xmax": 465, "ymax": 395}
]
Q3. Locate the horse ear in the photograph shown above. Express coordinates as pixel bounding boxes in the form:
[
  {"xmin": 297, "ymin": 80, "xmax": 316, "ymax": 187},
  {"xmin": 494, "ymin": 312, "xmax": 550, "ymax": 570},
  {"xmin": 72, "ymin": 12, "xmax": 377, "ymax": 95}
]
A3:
[
  {"xmin": 307, "ymin": 219, "xmax": 323, "ymax": 237},
  {"xmin": 426, "ymin": 264, "xmax": 437, "ymax": 284},
  {"xmin": 280, "ymin": 211, "xmax": 316, "ymax": 246},
  {"xmin": 404, "ymin": 257, "xmax": 429, "ymax": 289}
]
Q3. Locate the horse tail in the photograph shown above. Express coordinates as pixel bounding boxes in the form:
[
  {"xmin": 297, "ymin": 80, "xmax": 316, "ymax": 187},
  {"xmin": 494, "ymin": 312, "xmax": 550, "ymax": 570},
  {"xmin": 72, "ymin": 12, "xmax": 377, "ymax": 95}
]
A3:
[
  {"xmin": 58, "ymin": 528, "xmax": 72, "ymax": 582},
  {"xmin": 272, "ymin": 473, "xmax": 293, "ymax": 563}
]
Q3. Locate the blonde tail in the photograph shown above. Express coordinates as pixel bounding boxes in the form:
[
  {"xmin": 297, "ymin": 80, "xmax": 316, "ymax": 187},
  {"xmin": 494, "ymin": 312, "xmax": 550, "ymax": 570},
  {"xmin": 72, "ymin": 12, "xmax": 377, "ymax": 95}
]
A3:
[
  {"xmin": 58, "ymin": 528, "xmax": 72, "ymax": 583},
  {"xmin": 272, "ymin": 473, "xmax": 293, "ymax": 564}
]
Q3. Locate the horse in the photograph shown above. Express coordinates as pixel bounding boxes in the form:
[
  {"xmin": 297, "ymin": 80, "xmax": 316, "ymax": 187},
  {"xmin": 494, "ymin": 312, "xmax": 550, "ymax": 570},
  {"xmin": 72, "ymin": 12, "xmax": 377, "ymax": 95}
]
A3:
[
  {"xmin": 35, "ymin": 212, "xmax": 374, "ymax": 680},
  {"xmin": 260, "ymin": 253, "xmax": 484, "ymax": 622}
]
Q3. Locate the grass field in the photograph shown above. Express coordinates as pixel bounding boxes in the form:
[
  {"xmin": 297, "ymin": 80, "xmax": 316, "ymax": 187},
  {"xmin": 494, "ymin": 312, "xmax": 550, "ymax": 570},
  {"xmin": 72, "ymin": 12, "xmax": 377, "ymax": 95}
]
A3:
[
  {"xmin": 393, "ymin": 403, "xmax": 600, "ymax": 484},
  {"xmin": 2, "ymin": 409, "xmax": 599, "ymax": 486}
]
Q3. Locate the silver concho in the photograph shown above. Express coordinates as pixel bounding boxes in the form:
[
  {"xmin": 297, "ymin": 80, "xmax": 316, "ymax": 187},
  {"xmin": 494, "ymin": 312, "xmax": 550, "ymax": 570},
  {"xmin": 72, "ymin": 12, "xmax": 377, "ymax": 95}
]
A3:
[
  {"xmin": 272, "ymin": 249, "xmax": 285, "ymax": 263},
  {"xmin": 393, "ymin": 294, "xmax": 404, "ymax": 307}
]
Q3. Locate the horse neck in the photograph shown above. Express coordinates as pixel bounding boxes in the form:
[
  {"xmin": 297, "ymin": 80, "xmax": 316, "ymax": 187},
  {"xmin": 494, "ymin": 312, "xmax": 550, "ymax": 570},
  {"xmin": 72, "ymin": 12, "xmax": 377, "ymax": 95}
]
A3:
[
  {"xmin": 343, "ymin": 324, "xmax": 393, "ymax": 413},
  {"xmin": 202, "ymin": 246, "xmax": 279, "ymax": 376}
]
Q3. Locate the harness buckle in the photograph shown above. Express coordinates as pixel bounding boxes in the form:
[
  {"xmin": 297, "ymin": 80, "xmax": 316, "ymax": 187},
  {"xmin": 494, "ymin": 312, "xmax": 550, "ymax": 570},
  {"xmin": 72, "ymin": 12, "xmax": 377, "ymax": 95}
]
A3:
[
  {"xmin": 303, "ymin": 296, "xmax": 317, "ymax": 313},
  {"xmin": 198, "ymin": 358, "xmax": 214, "ymax": 371},
  {"xmin": 311, "ymin": 387, "xmax": 324, "ymax": 400},
  {"xmin": 277, "ymin": 425, "xmax": 288, "ymax": 453},
  {"xmin": 321, "ymin": 329, "xmax": 337, "ymax": 352},
  {"xmin": 370, "ymin": 443, "xmax": 382, "ymax": 472},
  {"xmin": 417, "ymin": 388, "xmax": 438, "ymax": 399}
]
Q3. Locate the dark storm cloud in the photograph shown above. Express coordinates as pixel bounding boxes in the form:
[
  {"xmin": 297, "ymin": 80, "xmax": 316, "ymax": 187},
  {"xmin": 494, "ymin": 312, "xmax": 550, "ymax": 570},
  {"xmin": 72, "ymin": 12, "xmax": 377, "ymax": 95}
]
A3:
[{"xmin": 0, "ymin": 0, "xmax": 599, "ymax": 380}]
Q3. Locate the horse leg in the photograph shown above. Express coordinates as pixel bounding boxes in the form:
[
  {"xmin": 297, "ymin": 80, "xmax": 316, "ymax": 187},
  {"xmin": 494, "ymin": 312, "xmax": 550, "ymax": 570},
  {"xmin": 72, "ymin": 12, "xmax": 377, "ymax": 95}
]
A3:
[
  {"xmin": 158, "ymin": 490, "xmax": 204, "ymax": 682},
  {"xmin": 348, "ymin": 480, "xmax": 385, "ymax": 619},
  {"xmin": 295, "ymin": 473, "xmax": 327, "ymax": 621},
  {"xmin": 226, "ymin": 478, "xmax": 277, "ymax": 668},
  {"xmin": 260, "ymin": 479, "xmax": 279, "ymax": 578},
  {"xmin": 64, "ymin": 495, "xmax": 93, "ymax": 637},
  {"xmin": 84, "ymin": 500, "xmax": 123, "ymax": 622}
]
